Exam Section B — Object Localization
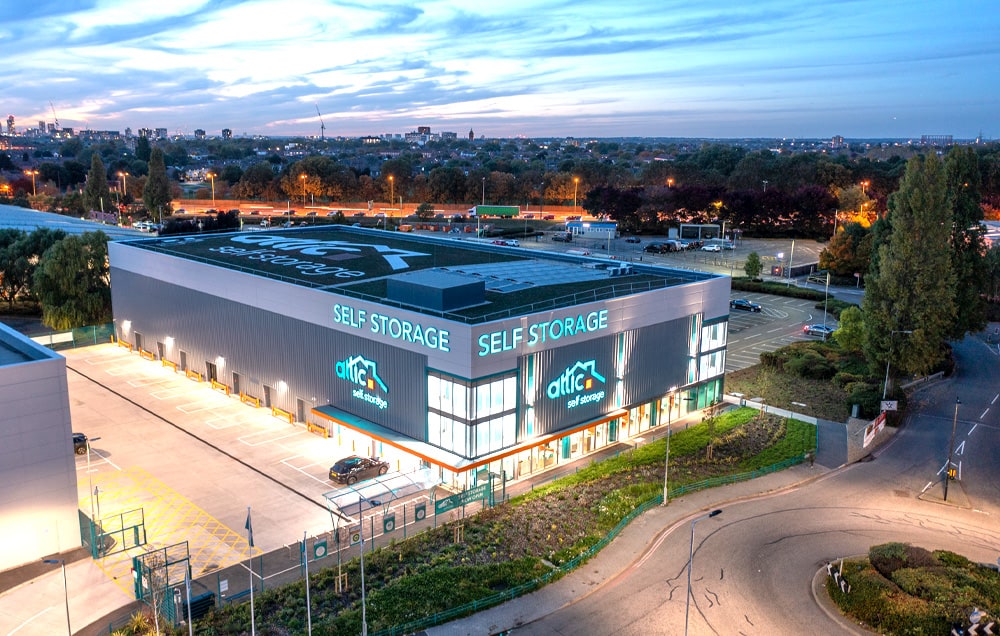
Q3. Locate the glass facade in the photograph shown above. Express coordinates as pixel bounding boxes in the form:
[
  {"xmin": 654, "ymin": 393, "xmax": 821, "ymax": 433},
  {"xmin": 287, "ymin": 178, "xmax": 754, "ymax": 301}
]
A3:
[{"xmin": 428, "ymin": 371, "xmax": 518, "ymax": 458}]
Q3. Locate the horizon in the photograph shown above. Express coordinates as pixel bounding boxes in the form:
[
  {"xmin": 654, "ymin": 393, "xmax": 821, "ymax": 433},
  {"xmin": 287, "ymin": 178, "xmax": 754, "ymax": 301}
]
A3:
[{"xmin": 5, "ymin": 2, "xmax": 998, "ymax": 140}]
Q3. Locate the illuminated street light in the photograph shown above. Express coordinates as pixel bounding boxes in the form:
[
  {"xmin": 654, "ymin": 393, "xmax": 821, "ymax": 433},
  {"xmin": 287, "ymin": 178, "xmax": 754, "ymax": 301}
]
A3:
[
  {"xmin": 118, "ymin": 171, "xmax": 129, "ymax": 198},
  {"xmin": 860, "ymin": 179, "xmax": 870, "ymax": 196},
  {"xmin": 388, "ymin": 175, "xmax": 394, "ymax": 209},
  {"xmin": 299, "ymin": 173, "xmax": 307, "ymax": 205},
  {"xmin": 207, "ymin": 172, "xmax": 216, "ymax": 208},
  {"xmin": 42, "ymin": 559, "xmax": 71, "ymax": 636},
  {"xmin": 25, "ymin": 169, "xmax": 38, "ymax": 196}
]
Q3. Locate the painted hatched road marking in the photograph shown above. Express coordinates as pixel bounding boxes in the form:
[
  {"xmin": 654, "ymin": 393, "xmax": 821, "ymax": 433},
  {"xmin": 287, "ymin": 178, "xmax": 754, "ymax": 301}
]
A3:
[{"xmin": 81, "ymin": 467, "xmax": 259, "ymax": 595}]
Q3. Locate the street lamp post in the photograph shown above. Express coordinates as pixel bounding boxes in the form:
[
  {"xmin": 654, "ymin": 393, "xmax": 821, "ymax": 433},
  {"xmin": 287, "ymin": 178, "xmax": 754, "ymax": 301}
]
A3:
[
  {"xmin": 663, "ymin": 387, "xmax": 678, "ymax": 505},
  {"xmin": 299, "ymin": 174, "xmax": 307, "ymax": 206},
  {"xmin": 944, "ymin": 397, "xmax": 960, "ymax": 501},
  {"xmin": 685, "ymin": 509, "xmax": 722, "ymax": 636},
  {"xmin": 573, "ymin": 177, "xmax": 579, "ymax": 212},
  {"xmin": 25, "ymin": 169, "xmax": 38, "ymax": 196},
  {"xmin": 882, "ymin": 330, "xmax": 914, "ymax": 401},
  {"xmin": 481, "ymin": 177, "xmax": 485, "ymax": 206},
  {"xmin": 388, "ymin": 175, "xmax": 394, "ymax": 210},
  {"xmin": 43, "ymin": 559, "xmax": 71, "ymax": 636},
  {"xmin": 207, "ymin": 172, "xmax": 216, "ymax": 209}
]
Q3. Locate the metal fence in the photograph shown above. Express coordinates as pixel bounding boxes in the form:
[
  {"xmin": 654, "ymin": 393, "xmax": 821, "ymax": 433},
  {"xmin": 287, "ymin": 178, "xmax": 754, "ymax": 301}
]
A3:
[
  {"xmin": 31, "ymin": 322, "xmax": 115, "ymax": 350},
  {"xmin": 370, "ymin": 453, "xmax": 806, "ymax": 636}
]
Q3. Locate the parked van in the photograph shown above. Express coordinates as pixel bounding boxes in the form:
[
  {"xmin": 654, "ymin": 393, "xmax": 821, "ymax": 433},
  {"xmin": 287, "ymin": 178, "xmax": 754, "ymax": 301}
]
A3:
[{"xmin": 399, "ymin": 224, "xmax": 414, "ymax": 232}]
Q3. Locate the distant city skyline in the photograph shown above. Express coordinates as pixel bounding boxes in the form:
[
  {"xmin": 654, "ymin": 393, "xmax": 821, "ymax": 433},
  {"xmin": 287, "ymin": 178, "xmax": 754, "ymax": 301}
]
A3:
[{"xmin": 5, "ymin": 1, "xmax": 998, "ymax": 140}]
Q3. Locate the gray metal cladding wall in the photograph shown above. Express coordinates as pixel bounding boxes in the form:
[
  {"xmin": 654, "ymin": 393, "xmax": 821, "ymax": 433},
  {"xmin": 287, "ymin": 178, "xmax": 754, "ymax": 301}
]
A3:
[
  {"xmin": 521, "ymin": 334, "xmax": 617, "ymax": 436},
  {"xmin": 110, "ymin": 268, "xmax": 428, "ymax": 439},
  {"xmin": 618, "ymin": 315, "xmax": 692, "ymax": 406}
]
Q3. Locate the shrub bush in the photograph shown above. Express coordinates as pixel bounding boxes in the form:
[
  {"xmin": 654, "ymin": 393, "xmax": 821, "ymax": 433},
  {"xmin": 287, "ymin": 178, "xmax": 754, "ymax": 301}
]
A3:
[{"xmin": 782, "ymin": 349, "xmax": 837, "ymax": 379}]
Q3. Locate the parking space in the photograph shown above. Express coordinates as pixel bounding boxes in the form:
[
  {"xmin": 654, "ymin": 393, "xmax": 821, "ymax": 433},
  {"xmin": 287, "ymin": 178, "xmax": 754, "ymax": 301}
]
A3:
[{"xmin": 63, "ymin": 344, "xmax": 363, "ymax": 591}]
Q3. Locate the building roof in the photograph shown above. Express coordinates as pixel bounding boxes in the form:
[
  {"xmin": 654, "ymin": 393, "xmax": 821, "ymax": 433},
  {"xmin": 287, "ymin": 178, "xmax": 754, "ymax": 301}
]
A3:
[
  {"xmin": 0, "ymin": 205, "xmax": 143, "ymax": 241},
  {"xmin": 122, "ymin": 226, "xmax": 721, "ymax": 323}
]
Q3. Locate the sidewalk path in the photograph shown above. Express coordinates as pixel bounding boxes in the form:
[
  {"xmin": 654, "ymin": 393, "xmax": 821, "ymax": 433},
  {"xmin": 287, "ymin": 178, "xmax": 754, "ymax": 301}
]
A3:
[{"xmin": 426, "ymin": 463, "xmax": 828, "ymax": 635}]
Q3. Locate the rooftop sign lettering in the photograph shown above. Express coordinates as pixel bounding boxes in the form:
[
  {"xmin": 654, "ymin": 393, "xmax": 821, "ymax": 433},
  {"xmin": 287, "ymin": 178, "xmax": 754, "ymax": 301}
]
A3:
[
  {"xmin": 333, "ymin": 303, "xmax": 451, "ymax": 352},
  {"xmin": 477, "ymin": 309, "xmax": 608, "ymax": 357},
  {"xmin": 228, "ymin": 235, "xmax": 429, "ymax": 271}
]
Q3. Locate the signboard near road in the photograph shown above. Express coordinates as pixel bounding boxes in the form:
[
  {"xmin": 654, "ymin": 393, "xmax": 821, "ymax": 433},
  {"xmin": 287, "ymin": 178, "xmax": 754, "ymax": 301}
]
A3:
[
  {"xmin": 435, "ymin": 482, "xmax": 491, "ymax": 515},
  {"xmin": 881, "ymin": 400, "xmax": 898, "ymax": 412}
]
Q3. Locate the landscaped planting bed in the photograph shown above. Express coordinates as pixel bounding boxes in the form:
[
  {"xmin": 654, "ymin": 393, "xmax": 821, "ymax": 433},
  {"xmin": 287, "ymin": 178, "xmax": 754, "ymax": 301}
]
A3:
[{"xmin": 190, "ymin": 408, "xmax": 815, "ymax": 636}]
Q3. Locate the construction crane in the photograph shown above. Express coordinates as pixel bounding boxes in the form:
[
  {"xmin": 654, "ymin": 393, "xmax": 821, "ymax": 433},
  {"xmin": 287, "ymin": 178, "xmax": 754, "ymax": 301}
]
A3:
[
  {"xmin": 49, "ymin": 101, "xmax": 59, "ymax": 130},
  {"xmin": 315, "ymin": 104, "xmax": 325, "ymax": 140}
]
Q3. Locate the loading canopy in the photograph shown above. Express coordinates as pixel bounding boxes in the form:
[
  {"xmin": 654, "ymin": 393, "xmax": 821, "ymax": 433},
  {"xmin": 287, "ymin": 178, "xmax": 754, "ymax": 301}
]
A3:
[{"xmin": 323, "ymin": 467, "xmax": 440, "ymax": 522}]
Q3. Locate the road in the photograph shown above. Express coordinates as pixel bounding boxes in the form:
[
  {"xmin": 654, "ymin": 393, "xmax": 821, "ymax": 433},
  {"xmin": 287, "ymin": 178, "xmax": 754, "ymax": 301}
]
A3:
[{"xmin": 512, "ymin": 331, "xmax": 1000, "ymax": 635}]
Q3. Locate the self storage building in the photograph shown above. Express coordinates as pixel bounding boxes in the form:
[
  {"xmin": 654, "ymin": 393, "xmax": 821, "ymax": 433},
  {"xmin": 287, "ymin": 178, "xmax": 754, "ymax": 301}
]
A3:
[{"xmin": 108, "ymin": 227, "xmax": 731, "ymax": 488}]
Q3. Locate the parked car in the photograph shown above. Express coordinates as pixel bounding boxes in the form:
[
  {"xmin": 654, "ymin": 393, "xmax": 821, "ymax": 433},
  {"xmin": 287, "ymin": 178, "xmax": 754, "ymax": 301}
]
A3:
[
  {"xmin": 552, "ymin": 233, "xmax": 571, "ymax": 242},
  {"xmin": 329, "ymin": 455, "xmax": 390, "ymax": 485},
  {"xmin": 567, "ymin": 215, "xmax": 582, "ymax": 221},
  {"xmin": 803, "ymin": 324, "xmax": 836, "ymax": 338},
  {"xmin": 701, "ymin": 244, "xmax": 722, "ymax": 252},
  {"xmin": 542, "ymin": 214, "xmax": 556, "ymax": 220},
  {"xmin": 644, "ymin": 242, "xmax": 666, "ymax": 253},
  {"xmin": 73, "ymin": 432, "xmax": 88, "ymax": 455},
  {"xmin": 625, "ymin": 236, "xmax": 641, "ymax": 244},
  {"xmin": 730, "ymin": 299, "xmax": 762, "ymax": 312}
]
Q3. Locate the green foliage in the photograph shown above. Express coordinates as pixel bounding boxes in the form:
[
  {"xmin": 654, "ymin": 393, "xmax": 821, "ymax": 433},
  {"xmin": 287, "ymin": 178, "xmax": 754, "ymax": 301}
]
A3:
[
  {"xmin": 143, "ymin": 148, "xmax": 171, "ymax": 218},
  {"xmin": 833, "ymin": 305, "xmax": 865, "ymax": 352},
  {"xmin": 782, "ymin": 348, "xmax": 837, "ymax": 379},
  {"xmin": 740, "ymin": 419, "xmax": 815, "ymax": 469},
  {"xmin": 832, "ymin": 545, "xmax": 1000, "ymax": 635},
  {"xmin": 82, "ymin": 154, "xmax": 113, "ymax": 213},
  {"xmin": 415, "ymin": 202, "xmax": 435, "ymax": 219},
  {"xmin": 863, "ymin": 153, "xmax": 956, "ymax": 377},
  {"xmin": 743, "ymin": 251, "xmax": 763, "ymax": 279},
  {"xmin": 31, "ymin": 231, "xmax": 111, "ymax": 330},
  {"xmin": 844, "ymin": 381, "xmax": 881, "ymax": 419}
]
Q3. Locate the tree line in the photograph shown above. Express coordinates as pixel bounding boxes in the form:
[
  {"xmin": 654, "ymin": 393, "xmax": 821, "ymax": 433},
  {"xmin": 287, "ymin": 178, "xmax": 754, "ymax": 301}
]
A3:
[
  {"xmin": 0, "ymin": 228, "xmax": 110, "ymax": 330},
  {"xmin": 5, "ymin": 141, "xmax": 1000, "ymax": 236}
]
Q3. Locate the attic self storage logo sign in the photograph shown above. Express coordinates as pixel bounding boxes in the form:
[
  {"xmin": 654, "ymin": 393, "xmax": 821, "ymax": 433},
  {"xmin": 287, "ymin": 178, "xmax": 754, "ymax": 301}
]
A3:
[
  {"xmin": 547, "ymin": 360, "xmax": 606, "ymax": 409},
  {"xmin": 336, "ymin": 354, "xmax": 389, "ymax": 410}
]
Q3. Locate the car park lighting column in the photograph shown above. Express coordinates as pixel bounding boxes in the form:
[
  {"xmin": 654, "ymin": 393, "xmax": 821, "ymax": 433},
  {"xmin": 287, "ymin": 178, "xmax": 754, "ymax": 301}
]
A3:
[
  {"xmin": 663, "ymin": 386, "xmax": 677, "ymax": 505},
  {"xmin": 686, "ymin": 510, "xmax": 722, "ymax": 636},
  {"xmin": 42, "ymin": 559, "xmax": 71, "ymax": 636}
]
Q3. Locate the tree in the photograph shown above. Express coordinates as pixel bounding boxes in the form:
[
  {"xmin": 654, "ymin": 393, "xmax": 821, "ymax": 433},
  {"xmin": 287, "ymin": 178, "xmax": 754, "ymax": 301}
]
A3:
[
  {"xmin": 32, "ymin": 231, "xmax": 111, "ymax": 330},
  {"xmin": 863, "ymin": 154, "xmax": 955, "ymax": 377},
  {"xmin": 818, "ymin": 223, "xmax": 873, "ymax": 277},
  {"xmin": 945, "ymin": 146, "xmax": 988, "ymax": 337},
  {"xmin": 415, "ymin": 202, "xmax": 435, "ymax": 220},
  {"xmin": 135, "ymin": 136, "xmax": 151, "ymax": 162},
  {"xmin": 82, "ymin": 155, "xmax": 113, "ymax": 213},
  {"xmin": 744, "ymin": 251, "xmax": 763, "ymax": 279},
  {"xmin": 0, "ymin": 229, "xmax": 29, "ymax": 307},
  {"xmin": 143, "ymin": 148, "xmax": 171, "ymax": 220},
  {"xmin": 833, "ymin": 306, "xmax": 865, "ymax": 352}
]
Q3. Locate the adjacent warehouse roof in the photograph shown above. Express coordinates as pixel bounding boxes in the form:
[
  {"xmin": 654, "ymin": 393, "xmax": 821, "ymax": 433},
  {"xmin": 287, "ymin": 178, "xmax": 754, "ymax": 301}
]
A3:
[
  {"xmin": 0, "ymin": 205, "xmax": 143, "ymax": 241},
  {"xmin": 122, "ymin": 226, "xmax": 722, "ymax": 323}
]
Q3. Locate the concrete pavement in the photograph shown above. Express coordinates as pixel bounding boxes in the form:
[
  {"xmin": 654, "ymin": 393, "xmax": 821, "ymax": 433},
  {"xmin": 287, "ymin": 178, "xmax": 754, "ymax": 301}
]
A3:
[{"xmin": 426, "ymin": 462, "xmax": 832, "ymax": 635}]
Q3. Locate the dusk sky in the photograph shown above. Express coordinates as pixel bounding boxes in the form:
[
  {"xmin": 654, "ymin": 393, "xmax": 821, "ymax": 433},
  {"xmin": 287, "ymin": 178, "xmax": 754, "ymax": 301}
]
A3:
[{"xmin": 5, "ymin": 1, "xmax": 998, "ymax": 140}]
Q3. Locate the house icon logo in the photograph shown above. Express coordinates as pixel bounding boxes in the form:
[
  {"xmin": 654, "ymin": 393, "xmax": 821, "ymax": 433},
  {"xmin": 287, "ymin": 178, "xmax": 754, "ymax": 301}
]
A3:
[
  {"xmin": 335, "ymin": 354, "xmax": 389, "ymax": 409},
  {"xmin": 547, "ymin": 360, "xmax": 606, "ymax": 408}
]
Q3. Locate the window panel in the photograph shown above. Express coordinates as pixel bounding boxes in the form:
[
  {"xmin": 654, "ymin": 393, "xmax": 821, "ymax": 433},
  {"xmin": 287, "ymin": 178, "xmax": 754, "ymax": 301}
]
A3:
[
  {"xmin": 503, "ymin": 376, "xmax": 517, "ymax": 410},
  {"xmin": 427, "ymin": 411, "xmax": 440, "ymax": 446},
  {"xmin": 453, "ymin": 383, "xmax": 468, "ymax": 419}
]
